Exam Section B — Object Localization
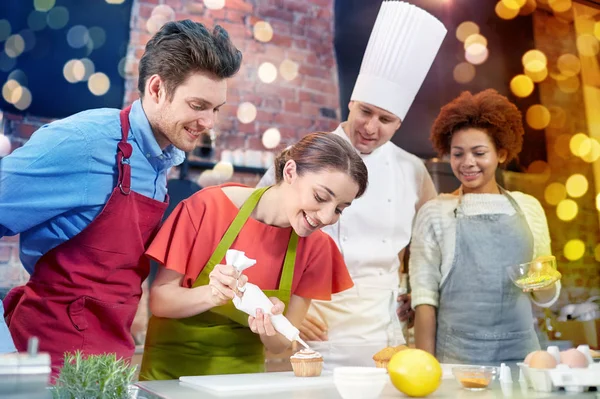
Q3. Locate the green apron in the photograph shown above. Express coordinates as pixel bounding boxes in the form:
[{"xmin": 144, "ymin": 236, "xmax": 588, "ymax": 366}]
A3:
[{"xmin": 139, "ymin": 187, "xmax": 299, "ymax": 380}]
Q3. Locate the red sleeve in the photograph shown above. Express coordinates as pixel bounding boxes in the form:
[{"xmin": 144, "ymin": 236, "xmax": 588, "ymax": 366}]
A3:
[
  {"xmin": 145, "ymin": 193, "xmax": 219, "ymax": 288},
  {"xmin": 145, "ymin": 200, "xmax": 202, "ymax": 274},
  {"xmin": 293, "ymin": 232, "xmax": 354, "ymax": 300}
]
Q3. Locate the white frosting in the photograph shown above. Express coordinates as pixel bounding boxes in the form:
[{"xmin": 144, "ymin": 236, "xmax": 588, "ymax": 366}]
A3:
[{"xmin": 291, "ymin": 349, "xmax": 322, "ymax": 360}]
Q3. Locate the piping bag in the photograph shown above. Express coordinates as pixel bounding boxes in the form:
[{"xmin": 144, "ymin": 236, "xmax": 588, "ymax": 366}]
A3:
[{"xmin": 227, "ymin": 250, "xmax": 310, "ymax": 349}]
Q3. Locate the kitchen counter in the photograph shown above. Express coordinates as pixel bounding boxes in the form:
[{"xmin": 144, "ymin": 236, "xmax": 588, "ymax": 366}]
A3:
[{"xmin": 134, "ymin": 367, "xmax": 600, "ymax": 399}]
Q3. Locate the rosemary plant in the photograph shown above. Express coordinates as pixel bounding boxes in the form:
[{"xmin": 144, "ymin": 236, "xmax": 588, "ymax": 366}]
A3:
[{"xmin": 52, "ymin": 351, "xmax": 137, "ymax": 399}]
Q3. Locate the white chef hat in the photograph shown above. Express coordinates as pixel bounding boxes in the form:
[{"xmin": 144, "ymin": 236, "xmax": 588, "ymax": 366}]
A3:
[{"xmin": 350, "ymin": 1, "xmax": 447, "ymax": 121}]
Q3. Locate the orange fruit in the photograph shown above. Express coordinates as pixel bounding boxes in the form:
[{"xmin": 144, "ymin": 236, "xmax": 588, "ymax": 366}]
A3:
[{"xmin": 387, "ymin": 348, "xmax": 442, "ymax": 397}]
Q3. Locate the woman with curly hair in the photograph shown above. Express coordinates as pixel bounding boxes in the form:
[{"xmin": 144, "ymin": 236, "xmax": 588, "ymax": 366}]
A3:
[{"xmin": 409, "ymin": 89, "xmax": 560, "ymax": 363}]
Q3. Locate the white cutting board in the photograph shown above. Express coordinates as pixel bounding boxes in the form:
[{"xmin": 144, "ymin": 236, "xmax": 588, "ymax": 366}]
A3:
[{"xmin": 180, "ymin": 371, "xmax": 334, "ymax": 395}]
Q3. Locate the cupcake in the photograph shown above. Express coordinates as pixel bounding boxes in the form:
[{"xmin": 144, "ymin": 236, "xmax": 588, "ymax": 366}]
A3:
[
  {"xmin": 372, "ymin": 345, "xmax": 408, "ymax": 368},
  {"xmin": 290, "ymin": 349, "xmax": 323, "ymax": 377}
]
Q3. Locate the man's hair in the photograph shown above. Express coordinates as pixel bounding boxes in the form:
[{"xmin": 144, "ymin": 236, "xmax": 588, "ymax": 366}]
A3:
[{"xmin": 138, "ymin": 20, "xmax": 242, "ymax": 99}]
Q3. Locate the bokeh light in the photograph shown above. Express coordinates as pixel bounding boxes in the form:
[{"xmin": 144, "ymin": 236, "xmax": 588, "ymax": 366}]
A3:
[
  {"xmin": 279, "ymin": 59, "xmax": 299, "ymax": 81},
  {"xmin": 569, "ymin": 133, "xmax": 590, "ymax": 157},
  {"xmin": 556, "ymin": 199, "xmax": 578, "ymax": 221},
  {"xmin": 496, "ymin": 1, "xmax": 520, "ymax": 19},
  {"xmin": 8, "ymin": 69, "xmax": 28, "ymax": 87},
  {"xmin": 526, "ymin": 105, "xmax": 551, "ymax": 130},
  {"xmin": 594, "ymin": 243, "xmax": 600, "ymax": 262},
  {"xmin": 152, "ymin": 4, "xmax": 176, "ymax": 20},
  {"xmin": 213, "ymin": 161, "xmax": 234, "ymax": 180},
  {"xmin": 13, "ymin": 86, "xmax": 32, "ymax": 111},
  {"xmin": 34, "ymin": 0, "xmax": 56, "ymax": 12},
  {"xmin": 544, "ymin": 182, "xmax": 567, "ymax": 205},
  {"xmin": 456, "ymin": 21, "xmax": 479, "ymax": 42},
  {"xmin": 237, "ymin": 102, "xmax": 257, "ymax": 124},
  {"xmin": 453, "ymin": 62, "xmax": 476, "ymax": 84},
  {"xmin": 581, "ymin": 138, "xmax": 600, "ymax": 163},
  {"xmin": 105, "ymin": 0, "xmax": 126, "ymax": 4},
  {"xmin": 465, "ymin": 45, "xmax": 489, "ymax": 65},
  {"xmin": 0, "ymin": 53, "xmax": 17, "ymax": 72},
  {"xmin": 527, "ymin": 160, "xmax": 551, "ymax": 176},
  {"xmin": 519, "ymin": 0, "xmax": 537, "ymax": 15},
  {"xmin": 548, "ymin": 0, "xmax": 572, "ymax": 13},
  {"xmin": 204, "ymin": 0, "xmax": 226, "ymax": 10},
  {"xmin": 253, "ymin": 21, "xmax": 273, "ymax": 43},
  {"xmin": 524, "ymin": 61, "xmax": 548, "ymax": 83},
  {"xmin": 565, "ymin": 174, "xmax": 588, "ymax": 198},
  {"xmin": 464, "ymin": 34, "xmax": 487, "ymax": 49},
  {"xmin": 0, "ymin": 135, "xmax": 11, "ymax": 157},
  {"xmin": 2, "ymin": 79, "xmax": 21, "ymax": 104},
  {"xmin": 262, "ymin": 128, "xmax": 281, "ymax": 149},
  {"xmin": 88, "ymin": 72, "xmax": 110, "ymax": 95},
  {"xmin": 88, "ymin": 27, "xmax": 106, "ymax": 50},
  {"xmin": 27, "ymin": 11, "xmax": 47, "ymax": 31},
  {"xmin": 502, "ymin": 0, "xmax": 526, "ymax": 9},
  {"xmin": 67, "ymin": 25, "xmax": 89, "ymax": 49},
  {"xmin": 5, "ymin": 35, "xmax": 25, "ymax": 58},
  {"xmin": 557, "ymin": 75, "xmax": 580, "ymax": 93},
  {"xmin": 146, "ymin": 16, "xmax": 169, "ymax": 34},
  {"xmin": 510, "ymin": 75, "xmax": 534, "ymax": 97},
  {"xmin": 63, "ymin": 59, "xmax": 85, "ymax": 83},
  {"xmin": 522, "ymin": 50, "xmax": 547, "ymax": 67},
  {"xmin": 576, "ymin": 34, "xmax": 599, "ymax": 57},
  {"xmin": 557, "ymin": 54, "xmax": 581, "ymax": 76},
  {"xmin": 258, "ymin": 62, "xmax": 277, "ymax": 83},
  {"xmin": 46, "ymin": 6, "xmax": 69, "ymax": 30},
  {"xmin": 0, "ymin": 20, "xmax": 11, "ymax": 42},
  {"xmin": 564, "ymin": 239, "xmax": 585, "ymax": 261}
]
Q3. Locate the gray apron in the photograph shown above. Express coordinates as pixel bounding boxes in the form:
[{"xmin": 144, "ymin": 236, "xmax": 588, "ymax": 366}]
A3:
[{"xmin": 435, "ymin": 188, "xmax": 541, "ymax": 363}]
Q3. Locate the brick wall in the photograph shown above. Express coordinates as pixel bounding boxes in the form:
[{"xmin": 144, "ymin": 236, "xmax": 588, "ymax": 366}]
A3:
[
  {"xmin": 127, "ymin": 0, "xmax": 340, "ymax": 156},
  {"xmin": 2, "ymin": 0, "xmax": 341, "ymax": 163}
]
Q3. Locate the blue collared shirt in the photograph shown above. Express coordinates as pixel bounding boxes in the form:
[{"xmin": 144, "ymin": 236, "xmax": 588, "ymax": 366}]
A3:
[{"xmin": 0, "ymin": 100, "xmax": 185, "ymax": 274}]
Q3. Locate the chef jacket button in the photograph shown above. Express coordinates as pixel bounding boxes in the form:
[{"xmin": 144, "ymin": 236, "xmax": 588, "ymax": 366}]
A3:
[
  {"xmin": 146, "ymin": 153, "xmax": 151, "ymax": 158},
  {"xmin": 343, "ymin": 236, "xmax": 348, "ymax": 241},
  {"xmin": 387, "ymin": 198, "xmax": 392, "ymax": 203},
  {"xmin": 382, "ymin": 239, "xmax": 387, "ymax": 243}
]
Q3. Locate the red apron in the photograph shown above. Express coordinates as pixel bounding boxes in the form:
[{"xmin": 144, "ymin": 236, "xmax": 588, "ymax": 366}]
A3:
[{"xmin": 3, "ymin": 106, "xmax": 168, "ymax": 378}]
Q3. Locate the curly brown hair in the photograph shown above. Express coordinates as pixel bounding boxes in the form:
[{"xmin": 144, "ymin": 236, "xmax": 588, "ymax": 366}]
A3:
[{"xmin": 430, "ymin": 89, "xmax": 524, "ymax": 163}]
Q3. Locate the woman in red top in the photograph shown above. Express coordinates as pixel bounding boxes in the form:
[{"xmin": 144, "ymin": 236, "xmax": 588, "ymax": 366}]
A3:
[{"xmin": 140, "ymin": 132, "xmax": 368, "ymax": 379}]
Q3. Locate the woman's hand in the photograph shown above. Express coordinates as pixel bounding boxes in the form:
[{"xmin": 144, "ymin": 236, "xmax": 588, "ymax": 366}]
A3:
[
  {"xmin": 207, "ymin": 264, "xmax": 248, "ymax": 307},
  {"xmin": 299, "ymin": 314, "xmax": 328, "ymax": 341},
  {"xmin": 248, "ymin": 297, "xmax": 285, "ymax": 336}
]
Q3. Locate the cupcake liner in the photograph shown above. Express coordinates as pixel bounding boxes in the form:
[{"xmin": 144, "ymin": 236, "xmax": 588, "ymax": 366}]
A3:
[{"xmin": 290, "ymin": 357, "xmax": 323, "ymax": 377}]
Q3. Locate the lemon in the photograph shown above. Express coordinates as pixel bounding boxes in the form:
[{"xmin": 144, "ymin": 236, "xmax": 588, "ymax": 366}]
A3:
[{"xmin": 387, "ymin": 348, "xmax": 442, "ymax": 397}]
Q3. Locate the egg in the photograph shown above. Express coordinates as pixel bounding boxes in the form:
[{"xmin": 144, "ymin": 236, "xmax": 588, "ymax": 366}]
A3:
[
  {"xmin": 528, "ymin": 351, "xmax": 558, "ymax": 369},
  {"xmin": 524, "ymin": 351, "xmax": 536, "ymax": 365},
  {"xmin": 559, "ymin": 349, "xmax": 589, "ymax": 368}
]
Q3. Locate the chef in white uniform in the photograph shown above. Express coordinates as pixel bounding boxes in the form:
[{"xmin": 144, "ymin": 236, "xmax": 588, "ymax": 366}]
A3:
[{"xmin": 257, "ymin": 1, "xmax": 447, "ymax": 368}]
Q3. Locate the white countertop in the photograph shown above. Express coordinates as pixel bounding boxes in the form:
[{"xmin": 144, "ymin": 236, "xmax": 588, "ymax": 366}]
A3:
[{"xmin": 134, "ymin": 366, "xmax": 600, "ymax": 399}]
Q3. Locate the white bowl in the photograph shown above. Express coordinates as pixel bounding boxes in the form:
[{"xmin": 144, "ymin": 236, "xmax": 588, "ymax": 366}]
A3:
[{"xmin": 333, "ymin": 367, "xmax": 388, "ymax": 399}]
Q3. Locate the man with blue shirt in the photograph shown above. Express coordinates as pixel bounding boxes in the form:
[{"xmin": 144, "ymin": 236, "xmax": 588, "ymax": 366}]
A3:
[{"xmin": 0, "ymin": 20, "xmax": 242, "ymax": 375}]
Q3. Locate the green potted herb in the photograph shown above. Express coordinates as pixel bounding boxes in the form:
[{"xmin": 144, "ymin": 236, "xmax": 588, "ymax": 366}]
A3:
[{"xmin": 52, "ymin": 351, "xmax": 137, "ymax": 399}]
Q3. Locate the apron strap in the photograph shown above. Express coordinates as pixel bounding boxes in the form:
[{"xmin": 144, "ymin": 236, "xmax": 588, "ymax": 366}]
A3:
[
  {"xmin": 117, "ymin": 106, "xmax": 133, "ymax": 195},
  {"xmin": 192, "ymin": 186, "xmax": 271, "ymax": 288},
  {"xmin": 277, "ymin": 231, "xmax": 298, "ymax": 294}
]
